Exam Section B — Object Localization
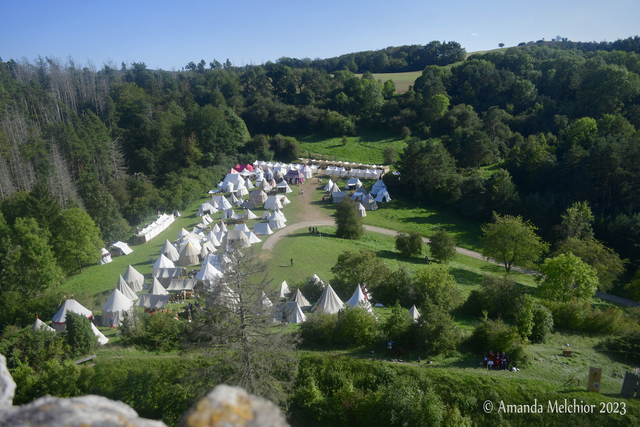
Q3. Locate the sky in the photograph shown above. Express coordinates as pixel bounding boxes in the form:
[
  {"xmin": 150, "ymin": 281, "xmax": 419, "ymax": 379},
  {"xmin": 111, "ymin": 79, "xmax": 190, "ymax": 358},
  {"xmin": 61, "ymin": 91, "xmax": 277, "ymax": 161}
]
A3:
[{"xmin": 1, "ymin": 0, "xmax": 639, "ymax": 70}]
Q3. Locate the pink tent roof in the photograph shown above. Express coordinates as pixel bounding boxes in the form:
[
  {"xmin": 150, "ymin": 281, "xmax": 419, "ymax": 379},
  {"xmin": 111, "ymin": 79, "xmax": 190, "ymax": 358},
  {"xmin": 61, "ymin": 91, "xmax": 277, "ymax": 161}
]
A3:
[{"xmin": 234, "ymin": 164, "xmax": 254, "ymax": 172}]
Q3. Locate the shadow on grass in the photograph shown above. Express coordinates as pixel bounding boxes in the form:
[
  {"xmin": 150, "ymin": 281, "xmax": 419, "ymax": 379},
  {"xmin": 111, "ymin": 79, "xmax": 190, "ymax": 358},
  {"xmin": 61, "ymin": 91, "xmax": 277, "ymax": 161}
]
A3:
[
  {"xmin": 450, "ymin": 267, "xmax": 487, "ymax": 287},
  {"xmin": 377, "ymin": 250, "xmax": 427, "ymax": 265}
]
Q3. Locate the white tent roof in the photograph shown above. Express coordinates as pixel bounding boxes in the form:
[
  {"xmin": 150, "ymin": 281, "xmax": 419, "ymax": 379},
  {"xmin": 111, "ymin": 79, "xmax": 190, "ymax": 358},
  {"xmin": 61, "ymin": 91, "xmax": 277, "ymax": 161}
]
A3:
[
  {"xmin": 195, "ymin": 261, "xmax": 223, "ymax": 281},
  {"xmin": 312, "ymin": 284, "xmax": 344, "ymax": 314},
  {"xmin": 137, "ymin": 293, "xmax": 169, "ymax": 309},
  {"xmin": 289, "ymin": 289, "xmax": 311, "ymax": 309},
  {"xmin": 178, "ymin": 241, "xmax": 200, "ymax": 266},
  {"xmin": 117, "ymin": 275, "xmax": 139, "ymax": 301},
  {"xmin": 160, "ymin": 240, "xmax": 180, "ymax": 262},
  {"xmin": 371, "ymin": 179, "xmax": 387, "ymax": 195},
  {"xmin": 245, "ymin": 209, "xmax": 257, "ymax": 220},
  {"xmin": 282, "ymin": 301, "xmax": 306, "ymax": 323},
  {"xmin": 205, "ymin": 231, "xmax": 221, "ymax": 247},
  {"xmin": 234, "ymin": 224, "xmax": 250, "ymax": 233},
  {"xmin": 253, "ymin": 223, "xmax": 273, "ymax": 235},
  {"xmin": 200, "ymin": 241, "xmax": 216, "ymax": 258},
  {"xmin": 323, "ymin": 179, "xmax": 334, "ymax": 191},
  {"xmin": 345, "ymin": 285, "xmax": 373, "ymax": 313},
  {"xmin": 375, "ymin": 190, "xmax": 391, "ymax": 202},
  {"xmin": 261, "ymin": 211, "xmax": 271, "ymax": 220},
  {"xmin": 52, "ymin": 299, "xmax": 93, "ymax": 325},
  {"xmin": 307, "ymin": 274, "xmax": 325, "ymax": 288},
  {"xmin": 278, "ymin": 281, "xmax": 290, "ymax": 299},
  {"xmin": 123, "ymin": 264, "xmax": 145, "ymax": 292},
  {"xmin": 264, "ymin": 196, "xmax": 283, "ymax": 210},
  {"xmin": 244, "ymin": 231, "xmax": 261, "ymax": 244},
  {"xmin": 222, "ymin": 230, "xmax": 251, "ymax": 249},
  {"xmin": 277, "ymin": 181, "xmax": 293, "ymax": 193},
  {"xmin": 32, "ymin": 317, "xmax": 55, "ymax": 332},
  {"xmin": 409, "ymin": 305, "xmax": 421, "ymax": 322},
  {"xmin": 268, "ymin": 216, "xmax": 286, "ymax": 230},
  {"xmin": 177, "ymin": 228, "xmax": 190, "ymax": 239},
  {"xmin": 112, "ymin": 241, "xmax": 133, "ymax": 255},
  {"xmin": 259, "ymin": 291, "xmax": 273, "ymax": 310},
  {"xmin": 103, "ymin": 288, "xmax": 134, "ymax": 313},
  {"xmin": 153, "ymin": 254, "xmax": 175, "ymax": 276},
  {"xmin": 148, "ymin": 277, "xmax": 169, "ymax": 295},
  {"xmin": 357, "ymin": 203, "xmax": 367, "ymax": 217}
]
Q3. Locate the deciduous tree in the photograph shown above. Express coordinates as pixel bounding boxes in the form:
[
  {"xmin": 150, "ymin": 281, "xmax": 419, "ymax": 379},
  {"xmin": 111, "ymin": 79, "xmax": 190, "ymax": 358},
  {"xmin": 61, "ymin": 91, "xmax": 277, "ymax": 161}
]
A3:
[
  {"xmin": 481, "ymin": 213, "xmax": 549, "ymax": 274},
  {"xmin": 538, "ymin": 253, "xmax": 599, "ymax": 302},
  {"xmin": 428, "ymin": 229, "xmax": 456, "ymax": 263},
  {"xmin": 395, "ymin": 231, "xmax": 423, "ymax": 258},
  {"xmin": 51, "ymin": 208, "xmax": 103, "ymax": 274},
  {"xmin": 334, "ymin": 198, "xmax": 364, "ymax": 240}
]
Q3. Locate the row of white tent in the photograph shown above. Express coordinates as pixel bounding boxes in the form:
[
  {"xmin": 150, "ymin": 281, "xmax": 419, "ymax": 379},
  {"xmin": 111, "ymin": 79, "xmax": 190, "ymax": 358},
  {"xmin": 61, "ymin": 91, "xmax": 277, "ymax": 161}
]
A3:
[
  {"xmin": 323, "ymin": 178, "xmax": 391, "ymax": 203},
  {"xmin": 134, "ymin": 213, "xmax": 175, "ymax": 243},
  {"xmin": 326, "ymin": 167, "xmax": 384, "ymax": 179}
]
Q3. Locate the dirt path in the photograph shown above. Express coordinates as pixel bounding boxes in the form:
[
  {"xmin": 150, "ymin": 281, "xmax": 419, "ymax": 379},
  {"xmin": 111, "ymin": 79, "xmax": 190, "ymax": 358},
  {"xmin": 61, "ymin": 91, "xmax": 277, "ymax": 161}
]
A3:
[{"xmin": 261, "ymin": 173, "xmax": 639, "ymax": 307}]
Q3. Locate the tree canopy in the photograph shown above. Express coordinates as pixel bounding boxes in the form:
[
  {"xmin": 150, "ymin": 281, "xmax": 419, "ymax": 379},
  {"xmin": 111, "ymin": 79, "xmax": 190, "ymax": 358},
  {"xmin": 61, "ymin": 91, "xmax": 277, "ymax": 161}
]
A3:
[{"xmin": 538, "ymin": 253, "xmax": 599, "ymax": 302}]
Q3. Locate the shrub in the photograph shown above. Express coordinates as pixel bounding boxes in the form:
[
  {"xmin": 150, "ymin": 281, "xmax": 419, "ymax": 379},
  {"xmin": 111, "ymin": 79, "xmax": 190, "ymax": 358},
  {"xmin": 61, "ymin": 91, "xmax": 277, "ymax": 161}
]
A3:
[
  {"xmin": 428, "ymin": 229, "xmax": 456, "ymax": 264},
  {"xmin": 335, "ymin": 198, "xmax": 364, "ymax": 240},
  {"xmin": 468, "ymin": 318, "xmax": 524, "ymax": 359},
  {"xmin": 300, "ymin": 312, "xmax": 338, "ymax": 346},
  {"xmin": 395, "ymin": 231, "xmax": 423, "ymax": 258},
  {"xmin": 460, "ymin": 275, "xmax": 522, "ymax": 318},
  {"xmin": 413, "ymin": 264, "xmax": 462, "ymax": 311},
  {"xmin": 514, "ymin": 294, "xmax": 535, "ymax": 340},
  {"xmin": 599, "ymin": 331, "xmax": 640, "ymax": 363},
  {"xmin": 410, "ymin": 302, "xmax": 461, "ymax": 356},
  {"xmin": 1, "ymin": 329, "xmax": 70, "ymax": 371},
  {"xmin": 65, "ymin": 312, "xmax": 96, "ymax": 357},
  {"xmin": 336, "ymin": 308, "xmax": 379, "ymax": 347},
  {"xmin": 382, "ymin": 302, "xmax": 413, "ymax": 343},
  {"xmin": 120, "ymin": 311, "xmax": 183, "ymax": 351},
  {"xmin": 530, "ymin": 303, "xmax": 554, "ymax": 343}
]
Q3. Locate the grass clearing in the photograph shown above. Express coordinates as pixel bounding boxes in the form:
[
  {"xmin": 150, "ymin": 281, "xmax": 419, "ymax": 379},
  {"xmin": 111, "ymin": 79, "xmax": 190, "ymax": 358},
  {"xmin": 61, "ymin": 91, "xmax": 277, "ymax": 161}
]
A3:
[
  {"xmin": 296, "ymin": 130, "xmax": 406, "ymax": 165},
  {"xmin": 355, "ymin": 71, "xmax": 423, "ymax": 93}
]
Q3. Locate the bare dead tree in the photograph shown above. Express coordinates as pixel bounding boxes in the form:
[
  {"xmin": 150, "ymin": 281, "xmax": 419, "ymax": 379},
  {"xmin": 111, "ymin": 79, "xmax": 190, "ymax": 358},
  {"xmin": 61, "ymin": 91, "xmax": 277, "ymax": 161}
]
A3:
[{"xmin": 48, "ymin": 140, "xmax": 82, "ymax": 209}]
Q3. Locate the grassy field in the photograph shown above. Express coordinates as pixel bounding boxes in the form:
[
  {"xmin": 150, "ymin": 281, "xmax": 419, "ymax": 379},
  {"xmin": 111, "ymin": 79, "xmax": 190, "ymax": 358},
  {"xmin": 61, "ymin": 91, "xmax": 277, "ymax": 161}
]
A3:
[
  {"xmin": 297, "ymin": 130, "xmax": 407, "ymax": 165},
  {"xmin": 354, "ymin": 71, "xmax": 423, "ymax": 93}
]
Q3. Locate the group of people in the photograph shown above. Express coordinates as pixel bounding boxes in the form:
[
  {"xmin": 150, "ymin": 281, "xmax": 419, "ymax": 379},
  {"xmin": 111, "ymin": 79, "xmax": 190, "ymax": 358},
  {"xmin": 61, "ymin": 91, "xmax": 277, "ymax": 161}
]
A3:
[
  {"xmin": 308, "ymin": 226, "xmax": 321, "ymax": 237},
  {"xmin": 485, "ymin": 351, "xmax": 508, "ymax": 370}
]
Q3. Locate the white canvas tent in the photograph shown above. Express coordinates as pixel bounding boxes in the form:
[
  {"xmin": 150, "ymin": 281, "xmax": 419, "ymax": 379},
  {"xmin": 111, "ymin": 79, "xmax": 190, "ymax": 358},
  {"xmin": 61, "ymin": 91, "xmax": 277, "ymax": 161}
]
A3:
[
  {"xmin": 32, "ymin": 316, "xmax": 55, "ymax": 332},
  {"xmin": 102, "ymin": 288, "xmax": 134, "ymax": 327},
  {"xmin": 160, "ymin": 240, "xmax": 180, "ymax": 262},
  {"xmin": 409, "ymin": 304, "xmax": 420, "ymax": 322},
  {"xmin": 221, "ymin": 230, "xmax": 251, "ymax": 250},
  {"xmin": 195, "ymin": 261, "xmax": 223, "ymax": 285},
  {"xmin": 371, "ymin": 179, "xmax": 387, "ymax": 196},
  {"xmin": 345, "ymin": 285, "xmax": 374, "ymax": 313},
  {"xmin": 148, "ymin": 277, "xmax": 169, "ymax": 295},
  {"xmin": 259, "ymin": 291, "xmax": 273, "ymax": 310},
  {"xmin": 357, "ymin": 202, "xmax": 367, "ymax": 217},
  {"xmin": 234, "ymin": 224, "xmax": 250, "ymax": 233},
  {"xmin": 51, "ymin": 299, "xmax": 93, "ymax": 331},
  {"xmin": 178, "ymin": 241, "xmax": 200, "ymax": 266},
  {"xmin": 277, "ymin": 181, "xmax": 293, "ymax": 193},
  {"xmin": 137, "ymin": 293, "xmax": 169, "ymax": 310},
  {"xmin": 281, "ymin": 301, "xmax": 306, "ymax": 324},
  {"xmin": 323, "ymin": 179, "xmax": 334, "ymax": 191},
  {"xmin": 177, "ymin": 228, "xmax": 190, "ymax": 239},
  {"xmin": 277, "ymin": 281, "xmax": 290, "ymax": 299},
  {"xmin": 289, "ymin": 289, "xmax": 311, "ymax": 309},
  {"xmin": 268, "ymin": 215, "xmax": 286, "ymax": 230},
  {"xmin": 253, "ymin": 223, "xmax": 273, "ymax": 235},
  {"xmin": 117, "ymin": 275, "xmax": 139, "ymax": 301},
  {"xmin": 111, "ymin": 241, "xmax": 133, "ymax": 255},
  {"xmin": 91, "ymin": 323, "xmax": 109, "ymax": 345},
  {"xmin": 264, "ymin": 196, "xmax": 283, "ymax": 210},
  {"xmin": 346, "ymin": 178, "xmax": 362, "ymax": 189},
  {"xmin": 153, "ymin": 254, "xmax": 176, "ymax": 276},
  {"xmin": 244, "ymin": 209, "xmax": 257, "ymax": 220},
  {"xmin": 99, "ymin": 248, "xmax": 112, "ymax": 265},
  {"xmin": 375, "ymin": 190, "xmax": 392, "ymax": 202},
  {"xmin": 123, "ymin": 264, "xmax": 145, "ymax": 292},
  {"xmin": 312, "ymin": 284, "xmax": 344, "ymax": 314},
  {"xmin": 307, "ymin": 274, "xmax": 325, "ymax": 288}
]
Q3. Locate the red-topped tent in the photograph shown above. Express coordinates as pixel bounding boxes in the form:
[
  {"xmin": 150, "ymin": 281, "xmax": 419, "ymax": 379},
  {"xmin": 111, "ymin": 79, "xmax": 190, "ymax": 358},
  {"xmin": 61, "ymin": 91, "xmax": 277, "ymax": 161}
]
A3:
[{"xmin": 234, "ymin": 164, "xmax": 254, "ymax": 173}]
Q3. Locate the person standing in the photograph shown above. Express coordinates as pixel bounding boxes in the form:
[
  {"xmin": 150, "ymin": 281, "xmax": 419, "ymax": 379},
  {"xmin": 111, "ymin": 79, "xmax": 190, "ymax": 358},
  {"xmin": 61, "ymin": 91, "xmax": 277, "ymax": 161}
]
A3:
[
  {"xmin": 290, "ymin": 258, "xmax": 294, "ymax": 266},
  {"xmin": 109, "ymin": 315, "xmax": 115, "ymax": 330}
]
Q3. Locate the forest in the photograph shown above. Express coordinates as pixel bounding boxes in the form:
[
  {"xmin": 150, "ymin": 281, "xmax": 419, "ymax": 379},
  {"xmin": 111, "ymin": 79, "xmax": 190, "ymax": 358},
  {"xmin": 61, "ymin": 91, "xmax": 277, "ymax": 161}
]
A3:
[{"xmin": 1, "ymin": 36, "xmax": 640, "ymax": 310}]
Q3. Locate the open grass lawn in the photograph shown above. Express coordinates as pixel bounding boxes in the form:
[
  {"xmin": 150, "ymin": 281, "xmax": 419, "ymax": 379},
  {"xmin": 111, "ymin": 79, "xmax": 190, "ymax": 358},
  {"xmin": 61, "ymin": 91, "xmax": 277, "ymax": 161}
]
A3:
[
  {"xmin": 296, "ymin": 130, "xmax": 407, "ymax": 165},
  {"xmin": 354, "ymin": 71, "xmax": 423, "ymax": 93}
]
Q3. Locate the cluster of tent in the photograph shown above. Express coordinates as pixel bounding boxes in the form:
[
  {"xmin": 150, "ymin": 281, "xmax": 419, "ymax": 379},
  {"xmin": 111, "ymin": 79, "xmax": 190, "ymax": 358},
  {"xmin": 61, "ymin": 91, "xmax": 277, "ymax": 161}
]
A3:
[
  {"xmin": 323, "ymin": 177, "xmax": 390, "ymax": 212},
  {"xmin": 98, "ymin": 241, "xmax": 134, "ymax": 265},
  {"xmin": 36, "ymin": 298, "xmax": 109, "ymax": 345},
  {"xmin": 263, "ymin": 274, "xmax": 377, "ymax": 325}
]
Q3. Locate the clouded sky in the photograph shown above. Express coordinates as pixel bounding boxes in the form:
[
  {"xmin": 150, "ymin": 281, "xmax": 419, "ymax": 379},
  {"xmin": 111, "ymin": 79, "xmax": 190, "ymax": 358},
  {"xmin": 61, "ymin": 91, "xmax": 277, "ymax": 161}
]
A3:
[{"xmin": 2, "ymin": 0, "xmax": 638, "ymax": 70}]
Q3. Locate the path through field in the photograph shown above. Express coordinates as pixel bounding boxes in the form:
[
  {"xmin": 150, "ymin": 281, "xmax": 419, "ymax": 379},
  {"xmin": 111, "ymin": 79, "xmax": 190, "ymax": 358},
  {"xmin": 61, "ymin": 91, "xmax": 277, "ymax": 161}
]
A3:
[{"xmin": 262, "ymin": 174, "xmax": 639, "ymax": 307}]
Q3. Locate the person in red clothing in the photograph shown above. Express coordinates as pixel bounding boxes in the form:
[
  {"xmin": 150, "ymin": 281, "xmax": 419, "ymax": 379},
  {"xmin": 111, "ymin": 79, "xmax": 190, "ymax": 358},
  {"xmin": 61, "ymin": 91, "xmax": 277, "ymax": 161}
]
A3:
[{"xmin": 487, "ymin": 351, "xmax": 496, "ymax": 370}]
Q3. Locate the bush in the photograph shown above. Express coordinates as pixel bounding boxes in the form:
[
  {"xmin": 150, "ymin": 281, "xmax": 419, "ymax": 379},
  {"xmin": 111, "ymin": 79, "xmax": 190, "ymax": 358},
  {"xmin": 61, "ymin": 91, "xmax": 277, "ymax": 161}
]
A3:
[
  {"xmin": 120, "ymin": 311, "xmax": 183, "ymax": 351},
  {"xmin": 542, "ymin": 299, "xmax": 630, "ymax": 334},
  {"xmin": 530, "ymin": 303, "xmax": 554, "ymax": 343},
  {"xmin": 0, "ymin": 329, "xmax": 70, "ymax": 371},
  {"xmin": 410, "ymin": 303, "xmax": 461, "ymax": 356},
  {"xmin": 336, "ymin": 308, "xmax": 379, "ymax": 347},
  {"xmin": 65, "ymin": 312, "xmax": 96, "ymax": 357},
  {"xmin": 468, "ymin": 318, "xmax": 525, "ymax": 363},
  {"xmin": 335, "ymin": 198, "xmax": 364, "ymax": 240},
  {"xmin": 428, "ymin": 229, "xmax": 456, "ymax": 264},
  {"xmin": 300, "ymin": 312, "xmax": 338, "ymax": 346},
  {"xmin": 460, "ymin": 275, "xmax": 522, "ymax": 318},
  {"xmin": 413, "ymin": 264, "xmax": 462, "ymax": 311},
  {"xmin": 599, "ymin": 331, "xmax": 640, "ymax": 363},
  {"xmin": 382, "ymin": 302, "xmax": 413, "ymax": 343},
  {"xmin": 395, "ymin": 231, "xmax": 423, "ymax": 258}
]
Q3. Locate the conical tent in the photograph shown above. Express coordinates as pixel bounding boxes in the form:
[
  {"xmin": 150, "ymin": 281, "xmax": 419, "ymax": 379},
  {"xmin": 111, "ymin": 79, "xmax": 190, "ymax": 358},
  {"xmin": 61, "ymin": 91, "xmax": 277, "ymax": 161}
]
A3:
[
  {"xmin": 253, "ymin": 223, "xmax": 273, "ymax": 235},
  {"xmin": 148, "ymin": 277, "xmax": 169, "ymax": 295},
  {"xmin": 278, "ymin": 281, "xmax": 290, "ymax": 299},
  {"xmin": 345, "ymin": 285, "xmax": 373, "ymax": 313},
  {"xmin": 177, "ymin": 228, "xmax": 190, "ymax": 239},
  {"xmin": 409, "ymin": 305, "xmax": 421, "ymax": 322},
  {"xmin": 221, "ymin": 230, "xmax": 251, "ymax": 249},
  {"xmin": 312, "ymin": 284, "xmax": 344, "ymax": 314},
  {"xmin": 200, "ymin": 241, "xmax": 216, "ymax": 258},
  {"xmin": 301, "ymin": 165, "xmax": 313, "ymax": 178},
  {"xmin": 264, "ymin": 196, "xmax": 282, "ymax": 210},
  {"xmin": 259, "ymin": 291, "xmax": 273, "ymax": 310},
  {"xmin": 245, "ymin": 209, "xmax": 257, "ymax": 220},
  {"xmin": 323, "ymin": 179, "xmax": 334, "ymax": 191},
  {"xmin": 99, "ymin": 248, "xmax": 112, "ymax": 265},
  {"xmin": 51, "ymin": 299, "xmax": 93, "ymax": 331},
  {"xmin": 205, "ymin": 231, "xmax": 221, "ymax": 247},
  {"xmin": 282, "ymin": 301, "xmax": 306, "ymax": 323},
  {"xmin": 277, "ymin": 181, "xmax": 293, "ymax": 193},
  {"xmin": 178, "ymin": 241, "xmax": 200, "ymax": 266},
  {"xmin": 91, "ymin": 322, "xmax": 109, "ymax": 345},
  {"xmin": 102, "ymin": 288, "xmax": 134, "ymax": 327},
  {"xmin": 153, "ymin": 254, "xmax": 175, "ymax": 276},
  {"xmin": 375, "ymin": 190, "xmax": 391, "ymax": 202},
  {"xmin": 245, "ymin": 231, "xmax": 261, "ymax": 244},
  {"xmin": 32, "ymin": 317, "xmax": 55, "ymax": 332},
  {"xmin": 371, "ymin": 179, "xmax": 387, "ymax": 196},
  {"xmin": 234, "ymin": 224, "xmax": 250, "ymax": 233},
  {"xmin": 289, "ymin": 289, "xmax": 311, "ymax": 309},
  {"xmin": 195, "ymin": 261, "xmax": 223, "ymax": 282},
  {"xmin": 219, "ymin": 221, "xmax": 228, "ymax": 232},
  {"xmin": 213, "ymin": 223, "xmax": 220, "ymax": 233},
  {"xmin": 117, "ymin": 275, "xmax": 139, "ymax": 301},
  {"xmin": 123, "ymin": 264, "xmax": 145, "ymax": 292},
  {"xmin": 268, "ymin": 215, "xmax": 286, "ymax": 230},
  {"xmin": 357, "ymin": 203, "xmax": 367, "ymax": 217}
]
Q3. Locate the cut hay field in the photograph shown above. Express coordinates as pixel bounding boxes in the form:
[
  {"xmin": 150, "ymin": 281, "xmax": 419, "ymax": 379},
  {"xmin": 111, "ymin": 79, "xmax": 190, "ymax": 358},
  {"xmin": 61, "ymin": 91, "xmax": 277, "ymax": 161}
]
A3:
[
  {"xmin": 355, "ymin": 71, "xmax": 422, "ymax": 93},
  {"xmin": 297, "ymin": 130, "xmax": 407, "ymax": 165}
]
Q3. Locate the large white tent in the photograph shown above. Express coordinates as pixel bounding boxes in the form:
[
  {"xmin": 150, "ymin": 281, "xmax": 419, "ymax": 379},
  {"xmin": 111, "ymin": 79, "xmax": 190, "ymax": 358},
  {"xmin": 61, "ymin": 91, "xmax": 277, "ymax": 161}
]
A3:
[
  {"xmin": 51, "ymin": 299, "xmax": 93, "ymax": 331},
  {"xmin": 289, "ymin": 289, "xmax": 311, "ymax": 309},
  {"xmin": 195, "ymin": 261, "xmax": 223, "ymax": 285},
  {"xmin": 268, "ymin": 215, "xmax": 286, "ymax": 230},
  {"xmin": 102, "ymin": 288, "xmax": 134, "ymax": 327},
  {"xmin": 117, "ymin": 275, "xmax": 139, "ymax": 301},
  {"xmin": 159, "ymin": 239, "xmax": 180, "ymax": 262},
  {"xmin": 123, "ymin": 265, "xmax": 145, "ymax": 292},
  {"xmin": 312, "ymin": 284, "xmax": 344, "ymax": 315},
  {"xmin": 137, "ymin": 293, "xmax": 169, "ymax": 310},
  {"xmin": 282, "ymin": 301, "xmax": 306, "ymax": 323},
  {"xmin": 323, "ymin": 179, "xmax": 334, "ymax": 191},
  {"xmin": 234, "ymin": 224, "xmax": 250, "ymax": 233},
  {"xmin": 264, "ymin": 196, "xmax": 283, "ymax": 211},
  {"xmin": 178, "ymin": 241, "xmax": 200, "ymax": 266},
  {"xmin": 153, "ymin": 254, "xmax": 176, "ymax": 276},
  {"xmin": 221, "ymin": 230, "xmax": 251, "ymax": 250}
]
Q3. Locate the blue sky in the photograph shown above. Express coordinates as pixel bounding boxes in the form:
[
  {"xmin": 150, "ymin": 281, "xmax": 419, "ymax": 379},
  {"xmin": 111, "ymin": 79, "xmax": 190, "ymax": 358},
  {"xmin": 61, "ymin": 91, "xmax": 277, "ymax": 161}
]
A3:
[{"xmin": 1, "ymin": 0, "xmax": 639, "ymax": 70}]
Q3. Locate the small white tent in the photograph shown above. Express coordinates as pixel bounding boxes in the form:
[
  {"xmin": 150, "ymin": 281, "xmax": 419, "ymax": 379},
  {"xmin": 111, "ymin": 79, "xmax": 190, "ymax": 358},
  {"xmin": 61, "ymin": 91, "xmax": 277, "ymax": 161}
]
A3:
[
  {"xmin": 282, "ymin": 301, "xmax": 306, "ymax": 324},
  {"xmin": 195, "ymin": 261, "xmax": 223, "ymax": 283},
  {"xmin": 137, "ymin": 293, "xmax": 169, "ymax": 310},
  {"xmin": 312, "ymin": 284, "xmax": 344, "ymax": 315},
  {"xmin": 264, "ymin": 196, "xmax": 283, "ymax": 211},
  {"xmin": 371, "ymin": 179, "xmax": 387, "ymax": 196},
  {"xmin": 289, "ymin": 289, "xmax": 311, "ymax": 309},
  {"xmin": 102, "ymin": 288, "xmax": 134, "ymax": 327},
  {"xmin": 253, "ymin": 223, "xmax": 273, "ymax": 235},
  {"xmin": 99, "ymin": 248, "xmax": 112, "ymax": 265},
  {"xmin": 177, "ymin": 228, "xmax": 190, "ymax": 239},
  {"xmin": 375, "ymin": 190, "xmax": 392, "ymax": 202},
  {"xmin": 159, "ymin": 240, "xmax": 180, "ymax": 262},
  {"xmin": 178, "ymin": 241, "xmax": 200, "ymax": 266},
  {"xmin": 268, "ymin": 215, "xmax": 286, "ymax": 230},
  {"xmin": 409, "ymin": 305, "xmax": 421, "ymax": 322},
  {"xmin": 244, "ymin": 209, "xmax": 258, "ymax": 220},
  {"xmin": 277, "ymin": 281, "xmax": 290, "ymax": 299},
  {"xmin": 357, "ymin": 202, "xmax": 367, "ymax": 217},
  {"xmin": 123, "ymin": 265, "xmax": 145, "ymax": 292},
  {"xmin": 148, "ymin": 277, "xmax": 169, "ymax": 295},
  {"xmin": 323, "ymin": 179, "xmax": 334, "ymax": 191},
  {"xmin": 259, "ymin": 291, "xmax": 273, "ymax": 310},
  {"xmin": 234, "ymin": 224, "xmax": 250, "ymax": 233},
  {"xmin": 91, "ymin": 323, "xmax": 109, "ymax": 345},
  {"xmin": 244, "ymin": 231, "xmax": 261, "ymax": 244},
  {"xmin": 32, "ymin": 316, "xmax": 55, "ymax": 332},
  {"xmin": 112, "ymin": 241, "xmax": 133, "ymax": 255},
  {"xmin": 345, "ymin": 285, "xmax": 373, "ymax": 313}
]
